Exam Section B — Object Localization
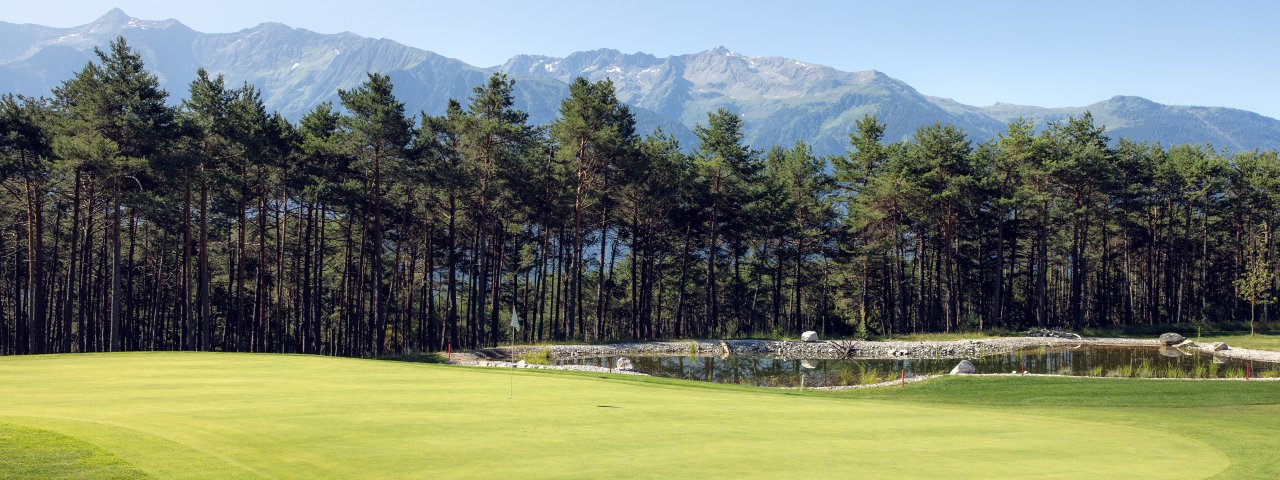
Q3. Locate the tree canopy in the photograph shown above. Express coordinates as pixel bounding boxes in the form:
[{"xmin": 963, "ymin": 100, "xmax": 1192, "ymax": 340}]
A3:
[{"xmin": 1, "ymin": 37, "xmax": 1277, "ymax": 356}]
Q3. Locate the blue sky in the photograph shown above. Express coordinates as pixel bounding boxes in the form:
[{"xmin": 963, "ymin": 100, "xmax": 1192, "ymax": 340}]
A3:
[{"xmin": 8, "ymin": 0, "xmax": 1280, "ymax": 118}]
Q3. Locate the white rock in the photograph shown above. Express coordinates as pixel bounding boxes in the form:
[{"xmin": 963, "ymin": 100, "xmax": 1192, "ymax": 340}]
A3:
[
  {"xmin": 949, "ymin": 360, "xmax": 976, "ymax": 375},
  {"xmin": 801, "ymin": 331, "xmax": 819, "ymax": 342},
  {"xmin": 615, "ymin": 357, "xmax": 634, "ymax": 371},
  {"xmin": 800, "ymin": 359, "xmax": 817, "ymax": 370}
]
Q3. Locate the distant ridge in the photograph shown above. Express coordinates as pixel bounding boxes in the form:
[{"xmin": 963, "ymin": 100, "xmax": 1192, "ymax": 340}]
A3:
[{"xmin": 3, "ymin": 9, "xmax": 1278, "ymax": 154}]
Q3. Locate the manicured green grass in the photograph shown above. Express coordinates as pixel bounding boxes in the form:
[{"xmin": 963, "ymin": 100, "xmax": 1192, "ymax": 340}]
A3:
[
  {"xmin": 1, "ymin": 353, "xmax": 1275, "ymax": 478},
  {"xmin": 1199, "ymin": 333, "xmax": 1280, "ymax": 352},
  {"xmin": 872, "ymin": 331, "xmax": 1000, "ymax": 341},
  {"xmin": 0, "ymin": 422, "xmax": 146, "ymax": 479},
  {"xmin": 837, "ymin": 376, "xmax": 1280, "ymax": 478},
  {"xmin": 1080, "ymin": 322, "xmax": 1279, "ymax": 340}
]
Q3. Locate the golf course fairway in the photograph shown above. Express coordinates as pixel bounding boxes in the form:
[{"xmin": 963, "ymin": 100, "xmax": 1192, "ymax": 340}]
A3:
[{"xmin": 1, "ymin": 353, "xmax": 1275, "ymax": 478}]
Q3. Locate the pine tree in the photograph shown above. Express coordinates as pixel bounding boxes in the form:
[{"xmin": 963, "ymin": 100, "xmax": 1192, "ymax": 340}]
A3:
[
  {"xmin": 338, "ymin": 73, "xmax": 413, "ymax": 355},
  {"xmin": 1235, "ymin": 224, "xmax": 1275, "ymax": 336},
  {"xmin": 53, "ymin": 37, "xmax": 175, "ymax": 352},
  {"xmin": 694, "ymin": 108, "xmax": 759, "ymax": 335}
]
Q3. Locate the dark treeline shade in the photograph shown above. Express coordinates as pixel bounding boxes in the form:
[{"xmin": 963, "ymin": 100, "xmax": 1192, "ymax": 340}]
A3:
[{"xmin": 1, "ymin": 37, "xmax": 1277, "ymax": 356}]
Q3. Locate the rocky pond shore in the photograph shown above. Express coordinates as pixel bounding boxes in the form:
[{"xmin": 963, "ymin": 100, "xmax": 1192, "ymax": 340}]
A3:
[
  {"xmin": 444, "ymin": 332, "xmax": 1280, "ymax": 382},
  {"xmin": 447, "ymin": 335, "xmax": 1155, "ymax": 372},
  {"xmin": 498, "ymin": 336, "xmax": 1158, "ymax": 361}
]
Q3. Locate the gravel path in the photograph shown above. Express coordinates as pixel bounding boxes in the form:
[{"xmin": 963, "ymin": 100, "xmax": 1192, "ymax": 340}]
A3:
[
  {"xmin": 794, "ymin": 375, "xmax": 941, "ymax": 390},
  {"xmin": 453, "ymin": 359, "xmax": 647, "ymax": 375},
  {"xmin": 444, "ymin": 352, "xmax": 647, "ymax": 375}
]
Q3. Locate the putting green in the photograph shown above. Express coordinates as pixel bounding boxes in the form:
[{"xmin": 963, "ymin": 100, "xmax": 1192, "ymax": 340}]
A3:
[{"xmin": 0, "ymin": 353, "xmax": 1229, "ymax": 478}]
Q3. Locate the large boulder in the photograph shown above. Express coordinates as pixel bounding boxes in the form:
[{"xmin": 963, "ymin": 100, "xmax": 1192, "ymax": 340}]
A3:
[
  {"xmin": 614, "ymin": 357, "xmax": 634, "ymax": 371},
  {"xmin": 1159, "ymin": 332, "xmax": 1186, "ymax": 346},
  {"xmin": 801, "ymin": 331, "xmax": 820, "ymax": 343},
  {"xmin": 949, "ymin": 360, "xmax": 976, "ymax": 375},
  {"xmin": 1024, "ymin": 328, "xmax": 1082, "ymax": 339}
]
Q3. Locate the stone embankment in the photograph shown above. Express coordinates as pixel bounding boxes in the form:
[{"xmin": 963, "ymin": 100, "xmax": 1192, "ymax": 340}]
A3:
[
  {"xmin": 445, "ymin": 335, "xmax": 1280, "ymax": 383},
  {"xmin": 446, "ymin": 357, "xmax": 648, "ymax": 375},
  {"xmin": 496, "ymin": 336, "xmax": 1158, "ymax": 361}
]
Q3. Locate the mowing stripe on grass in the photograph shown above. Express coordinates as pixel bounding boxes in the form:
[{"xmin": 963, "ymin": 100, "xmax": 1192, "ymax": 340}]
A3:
[{"xmin": 0, "ymin": 422, "xmax": 148, "ymax": 479}]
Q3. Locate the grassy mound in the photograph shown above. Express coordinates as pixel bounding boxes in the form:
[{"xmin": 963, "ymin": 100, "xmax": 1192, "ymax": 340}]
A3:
[{"xmin": 2, "ymin": 352, "xmax": 1274, "ymax": 478}]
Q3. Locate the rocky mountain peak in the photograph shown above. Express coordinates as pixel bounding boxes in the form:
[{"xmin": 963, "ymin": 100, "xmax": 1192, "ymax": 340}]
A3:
[
  {"xmin": 95, "ymin": 7, "xmax": 132, "ymax": 25},
  {"xmin": 88, "ymin": 8, "xmax": 184, "ymax": 32}
]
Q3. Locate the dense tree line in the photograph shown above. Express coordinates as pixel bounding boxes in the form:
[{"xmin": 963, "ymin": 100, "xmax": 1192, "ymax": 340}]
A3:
[{"xmin": 1, "ymin": 38, "xmax": 1277, "ymax": 356}]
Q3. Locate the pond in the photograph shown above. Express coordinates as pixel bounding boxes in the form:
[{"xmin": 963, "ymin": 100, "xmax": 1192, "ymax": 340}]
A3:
[{"xmin": 554, "ymin": 346, "xmax": 1280, "ymax": 388}]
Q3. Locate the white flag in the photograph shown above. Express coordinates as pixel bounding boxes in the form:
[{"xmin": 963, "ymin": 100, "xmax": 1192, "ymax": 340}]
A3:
[{"xmin": 510, "ymin": 307, "xmax": 521, "ymax": 331}]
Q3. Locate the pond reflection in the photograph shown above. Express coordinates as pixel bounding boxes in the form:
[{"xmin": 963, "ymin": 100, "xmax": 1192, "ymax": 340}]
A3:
[{"xmin": 556, "ymin": 346, "xmax": 1278, "ymax": 387}]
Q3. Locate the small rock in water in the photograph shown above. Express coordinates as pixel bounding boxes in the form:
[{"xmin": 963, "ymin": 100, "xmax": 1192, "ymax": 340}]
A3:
[
  {"xmin": 801, "ymin": 331, "xmax": 820, "ymax": 342},
  {"xmin": 800, "ymin": 359, "xmax": 817, "ymax": 370},
  {"xmin": 1158, "ymin": 332, "xmax": 1186, "ymax": 346},
  {"xmin": 949, "ymin": 360, "xmax": 976, "ymax": 375},
  {"xmin": 615, "ymin": 357, "xmax": 634, "ymax": 371}
]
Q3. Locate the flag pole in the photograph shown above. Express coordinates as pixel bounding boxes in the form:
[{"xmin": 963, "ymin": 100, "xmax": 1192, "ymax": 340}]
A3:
[
  {"xmin": 509, "ymin": 306, "xmax": 519, "ymax": 399},
  {"xmin": 509, "ymin": 323, "xmax": 514, "ymax": 399}
]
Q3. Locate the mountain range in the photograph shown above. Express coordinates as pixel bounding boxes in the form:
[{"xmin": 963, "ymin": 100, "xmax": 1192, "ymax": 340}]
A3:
[{"xmin": 3, "ymin": 8, "xmax": 1278, "ymax": 155}]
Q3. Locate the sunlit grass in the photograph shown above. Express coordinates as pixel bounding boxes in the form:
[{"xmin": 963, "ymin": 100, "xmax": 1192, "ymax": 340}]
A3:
[
  {"xmin": 873, "ymin": 331, "xmax": 999, "ymax": 341},
  {"xmin": 2, "ymin": 353, "xmax": 1277, "ymax": 478},
  {"xmin": 859, "ymin": 367, "xmax": 882, "ymax": 385},
  {"xmin": 1199, "ymin": 333, "xmax": 1280, "ymax": 352},
  {"xmin": 0, "ymin": 423, "xmax": 146, "ymax": 479},
  {"xmin": 519, "ymin": 348, "xmax": 552, "ymax": 365}
]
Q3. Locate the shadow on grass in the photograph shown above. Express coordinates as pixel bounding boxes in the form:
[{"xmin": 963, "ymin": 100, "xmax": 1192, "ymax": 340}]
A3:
[
  {"xmin": 0, "ymin": 423, "xmax": 147, "ymax": 479},
  {"xmin": 376, "ymin": 352, "xmax": 448, "ymax": 364}
]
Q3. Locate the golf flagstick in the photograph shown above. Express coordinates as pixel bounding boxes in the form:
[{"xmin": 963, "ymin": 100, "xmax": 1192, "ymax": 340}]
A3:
[{"xmin": 509, "ymin": 306, "xmax": 520, "ymax": 399}]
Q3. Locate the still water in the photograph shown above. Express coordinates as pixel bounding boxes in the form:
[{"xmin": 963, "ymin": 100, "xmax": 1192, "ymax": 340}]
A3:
[{"xmin": 555, "ymin": 346, "xmax": 1277, "ymax": 387}]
